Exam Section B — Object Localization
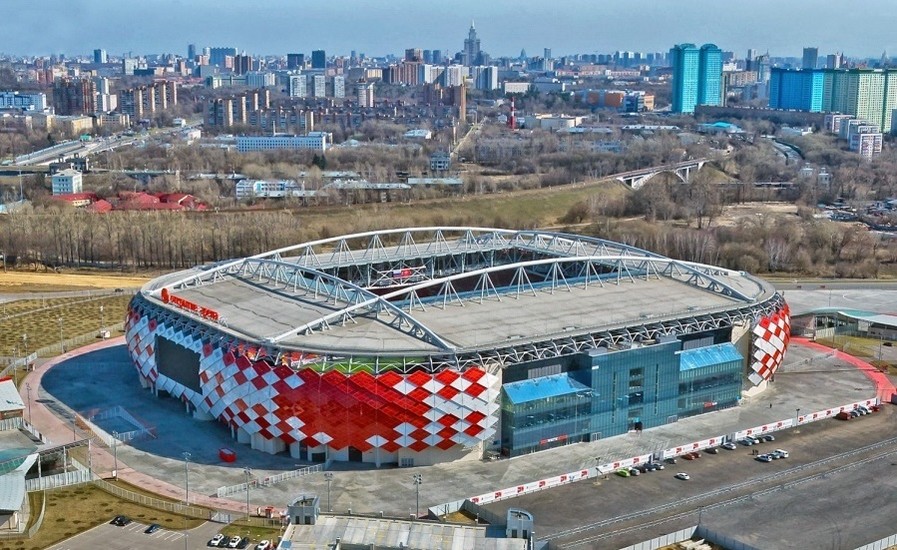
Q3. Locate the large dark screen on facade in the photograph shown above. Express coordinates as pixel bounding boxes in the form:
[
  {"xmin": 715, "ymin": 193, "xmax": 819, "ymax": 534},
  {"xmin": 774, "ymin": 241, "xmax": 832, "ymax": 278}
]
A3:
[{"xmin": 155, "ymin": 336, "xmax": 201, "ymax": 392}]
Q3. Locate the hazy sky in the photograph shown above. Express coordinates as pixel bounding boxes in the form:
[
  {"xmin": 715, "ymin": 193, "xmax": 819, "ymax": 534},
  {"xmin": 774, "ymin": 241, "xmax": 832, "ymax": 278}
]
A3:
[{"xmin": 3, "ymin": 0, "xmax": 897, "ymax": 59}]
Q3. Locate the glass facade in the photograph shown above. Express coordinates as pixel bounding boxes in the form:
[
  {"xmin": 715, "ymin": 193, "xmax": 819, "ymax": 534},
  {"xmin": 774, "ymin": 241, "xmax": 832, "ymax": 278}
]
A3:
[{"xmin": 500, "ymin": 339, "xmax": 744, "ymax": 457}]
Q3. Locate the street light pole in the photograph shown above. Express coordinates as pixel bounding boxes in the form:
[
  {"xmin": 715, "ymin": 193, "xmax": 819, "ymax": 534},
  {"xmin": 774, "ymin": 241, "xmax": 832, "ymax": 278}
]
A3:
[
  {"xmin": 244, "ymin": 467, "xmax": 252, "ymax": 520},
  {"xmin": 57, "ymin": 317, "xmax": 64, "ymax": 353},
  {"xmin": 112, "ymin": 432, "xmax": 118, "ymax": 479},
  {"xmin": 99, "ymin": 305, "xmax": 105, "ymax": 337},
  {"xmin": 412, "ymin": 474, "xmax": 422, "ymax": 519},
  {"xmin": 183, "ymin": 451, "xmax": 192, "ymax": 505},
  {"xmin": 324, "ymin": 472, "xmax": 333, "ymax": 512},
  {"xmin": 25, "ymin": 383, "xmax": 32, "ymax": 424}
]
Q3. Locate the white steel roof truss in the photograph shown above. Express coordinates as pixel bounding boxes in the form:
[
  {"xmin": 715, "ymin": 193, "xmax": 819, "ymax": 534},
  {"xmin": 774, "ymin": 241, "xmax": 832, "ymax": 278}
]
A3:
[{"xmin": 510, "ymin": 266, "xmax": 538, "ymax": 299}]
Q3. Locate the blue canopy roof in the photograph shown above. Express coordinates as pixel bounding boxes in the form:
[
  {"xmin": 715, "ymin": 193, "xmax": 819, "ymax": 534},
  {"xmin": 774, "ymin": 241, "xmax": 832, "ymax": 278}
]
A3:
[
  {"xmin": 503, "ymin": 373, "xmax": 592, "ymax": 404},
  {"xmin": 679, "ymin": 343, "xmax": 743, "ymax": 371}
]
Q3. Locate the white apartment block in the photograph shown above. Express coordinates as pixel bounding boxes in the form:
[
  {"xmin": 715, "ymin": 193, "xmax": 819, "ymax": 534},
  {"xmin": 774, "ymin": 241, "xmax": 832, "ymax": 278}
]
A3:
[
  {"xmin": 51, "ymin": 168, "xmax": 83, "ymax": 195},
  {"xmin": 236, "ymin": 132, "xmax": 331, "ymax": 152},
  {"xmin": 0, "ymin": 91, "xmax": 47, "ymax": 111},
  {"xmin": 289, "ymin": 75, "xmax": 307, "ymax": 98}
]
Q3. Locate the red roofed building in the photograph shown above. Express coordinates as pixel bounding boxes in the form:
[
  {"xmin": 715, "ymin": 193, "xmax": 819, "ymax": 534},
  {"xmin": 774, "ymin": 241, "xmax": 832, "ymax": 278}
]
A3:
[
  {"xmin": 49, "ymin": 192, "xmax": 98, "ymax": 208},
  {"xmin": 86, "ymin": 199, "xmax": 113, "ymax": 213}
]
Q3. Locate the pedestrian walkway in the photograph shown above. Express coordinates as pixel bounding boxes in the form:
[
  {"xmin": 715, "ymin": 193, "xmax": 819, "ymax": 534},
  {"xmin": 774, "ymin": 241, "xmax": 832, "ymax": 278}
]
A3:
[
  {"xmin": 19, "ymin": 336, "xmax": 246, "ymax": 514},
  {"xmin": 792, "ymin": 336, "xmax": 897, "ymax": 400}
]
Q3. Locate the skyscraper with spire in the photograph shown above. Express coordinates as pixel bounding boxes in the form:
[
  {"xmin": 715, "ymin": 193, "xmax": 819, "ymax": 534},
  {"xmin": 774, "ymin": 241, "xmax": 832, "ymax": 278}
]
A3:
[{"xmin": 463, "ymin": 21, "xmax": 481, "ymax": 66}]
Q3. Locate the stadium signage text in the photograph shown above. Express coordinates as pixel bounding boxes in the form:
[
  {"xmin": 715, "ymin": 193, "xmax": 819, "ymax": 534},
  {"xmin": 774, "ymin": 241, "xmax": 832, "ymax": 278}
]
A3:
[{"xmin": 160, "ymin": 288, "xmax": 220, "ymax": 321}]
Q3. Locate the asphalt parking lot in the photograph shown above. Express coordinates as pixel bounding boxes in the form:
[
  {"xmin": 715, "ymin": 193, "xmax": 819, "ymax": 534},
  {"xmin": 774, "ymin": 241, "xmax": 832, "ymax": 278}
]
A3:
[
  {"xmin": 483, "ymin": 404, "xmax": 897, "ymax": 549},
  {"xmin": 47, "ymin": 519, "xmax": 223, "ymax": 550}
]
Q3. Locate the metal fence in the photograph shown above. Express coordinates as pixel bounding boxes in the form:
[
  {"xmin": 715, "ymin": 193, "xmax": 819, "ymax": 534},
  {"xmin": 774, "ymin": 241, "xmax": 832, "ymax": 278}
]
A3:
[
  {"xmin": 25, "ymin": 467, "xmax": 92, "ymax": 492},
  {"xmin": 617, "ymin": 526, "xmax": 698, "ymax": 550},
  {"xmin": 93, "ymin": 478, "xmax": 223, "ymax": 521},
  {"xmin": 854, "ymin": 532, "xmax": 897, "ymax": 550},
  {"xmin": 216, "ymin": 464, "xmax": 323, "ymax": 498}
]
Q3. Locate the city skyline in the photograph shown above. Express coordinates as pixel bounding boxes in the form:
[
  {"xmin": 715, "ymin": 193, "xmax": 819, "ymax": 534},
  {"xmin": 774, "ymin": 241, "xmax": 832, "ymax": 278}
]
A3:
[{"xmin": 2, "ymin": 0, "xmax": 897, "ymax": 59}]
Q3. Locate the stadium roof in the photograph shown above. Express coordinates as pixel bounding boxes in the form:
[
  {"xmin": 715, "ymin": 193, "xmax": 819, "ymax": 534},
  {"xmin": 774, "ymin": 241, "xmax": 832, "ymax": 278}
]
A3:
[{"xmin": 140, "ymin": 228, "xmax": 782, "ymax": 366}]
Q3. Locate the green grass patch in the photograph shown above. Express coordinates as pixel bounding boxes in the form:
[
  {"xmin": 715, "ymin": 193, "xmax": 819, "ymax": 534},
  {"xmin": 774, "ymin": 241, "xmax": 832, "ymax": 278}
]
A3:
[
  {"xmin": 7, "ymin": 485, "xmax": 204, "ymax": 550},
  {"xmin": 0, "ymin": 294, "xmax": 133, "ymax": 359}
]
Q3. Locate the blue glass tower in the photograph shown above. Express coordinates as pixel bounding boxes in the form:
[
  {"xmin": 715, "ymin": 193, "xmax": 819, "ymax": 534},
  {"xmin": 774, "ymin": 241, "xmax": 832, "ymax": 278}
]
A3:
[
  {"xmin": 670, "ymin": 43, "xmax": 722, "ymax": 113},
  {"xmin": 670, "ymin": 44, "xmax": 700, "ymax": 113},
  {"xmin": 698, "ymin": 44, "xmax": 723, "ymax": 107}
]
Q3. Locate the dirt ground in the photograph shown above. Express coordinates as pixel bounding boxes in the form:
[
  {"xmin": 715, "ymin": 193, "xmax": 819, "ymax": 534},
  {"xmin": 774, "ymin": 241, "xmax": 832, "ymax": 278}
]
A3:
[
  {"xmin": 0, "ymin": 271, "xmax": 150, "ymax": 291},
  {"xmin": 713, "ymin": 202, "xmax": 799, "ymax": 227}
]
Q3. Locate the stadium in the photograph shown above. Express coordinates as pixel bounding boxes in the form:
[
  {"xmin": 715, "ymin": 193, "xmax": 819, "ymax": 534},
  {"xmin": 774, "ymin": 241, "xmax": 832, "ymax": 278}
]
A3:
[{"xmin": 124, "ymin": 227, "xmax": 790, "ymax": 466}]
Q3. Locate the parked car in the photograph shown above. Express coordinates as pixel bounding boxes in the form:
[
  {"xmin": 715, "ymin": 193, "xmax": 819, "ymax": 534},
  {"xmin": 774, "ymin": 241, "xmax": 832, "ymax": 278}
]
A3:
[
  {"xmin": 651, "ymin": 462, "xmax": 665, "ymax": 470},
  {"xmin": 665, "ymin": 457, "xmax": 677, "ymax": 464},
  {"xmin": 616, "ymin": 468, "xmax": 631, "ymax": 477},
  {"xmin": 111, "ymin": 515, "xmax": 131, "ymax": 526},
  {"xmin": 236, "ymin": 538, "xmax": 250, "ymax": 549},
  {"xmin": 705, "ymin": 447, "xmax": 719, "ymax": 454},
  {"xmin": 628, "ymin": 467, "xmax": 641, "ymax": 476},
  {"xmin": 144, "ymin": 523, "xmax": 161, "ymax": 534},
  {"xmin": 722, "ymin": 442, "xmax": 738, "ymax": 450},
  {"xmin": 256, "ymin": 541, "xmax": 271, "ymax": 550},
  {"xmin": 674, "ymin": 472, "xmax": 690, "ymax": 480},
  {"xmin": 209, "ymin": 534, "xmax": 226, "ymax": 547},
  {"xmin": 739, "ymin": 439, "xmax": 754, "ymax": 446},
  {"xmin": 836, "ymin": 411, "xmax": 852, "ymax": 420},
  {"xmin": 871, "ymin": 405, "xmax": 881, "ymax": 412},
  {"xmin": 228, "ymin": 536, "xmax": 242, "ymax": 548},
  {"xmin": 756, "ymin": 454, "xmax": 773, "ymax": 462},
  {"xmin": 683, "ymin": 453, "xmax": 695, "ymax": 460},
  {"xmin": 763, "ymin": 434, "xmax": 775, "ymax": 442},
  {"xmin": 773, "ymin": 449, "xmax": 789, "ymax": 458}
]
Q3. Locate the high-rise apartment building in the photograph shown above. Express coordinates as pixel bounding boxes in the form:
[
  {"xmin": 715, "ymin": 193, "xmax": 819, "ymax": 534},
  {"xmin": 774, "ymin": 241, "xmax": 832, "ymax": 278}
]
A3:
[
  {"xmin": 210, "ymin": 47, "xmax": 238, "ymax": 67},
  {"xmin": 745, "ymin": 49, "xmax": 757, "ymax": 71},
  {"xmin": 670, "ymin": 43, "xmax": 723, "ymax": 113},
  {"xmin": 826, "ymin": 53, "xmax": 843, "ymax": 69},
  {"xmin": 52, "ymin": 77, "xmax": 97, "ymax": 115},
  {"xmin": 188, "ymin": 44, "xmax": 197, "ymax": 61},
  {"xmin": 234, "ymin": 54, "xmax": 253, "ymax": 75},
  {"xmin": 93, "ymin": 49, "xmax": 107, "ymax": 64},
  {"xmin": 405, "ymin": 48, "xmax": 423, "ymax": 62},
  {"xmin": 288, "ymin": 75, "xmax": 307, "ymax": 98},
  {"xmin": 287, "ymin": 53, "xmax": 304, "ymax": 70},
  {"xmin": 311, "ymin": 50, "xmax": 326, "ymax": 69},
  {"xmin": 698, "ymin": 44, "xmax": 723, "ymax": 107},
  {"xmin": 769, "ymin": 68, "xmax": 897, "ymax": 131},
  {"xmin": 356, "ymin": 80, "xmax": 375, "ymax": 108},
  {"xmin": 802, "ymin": 47, "xmax": 819, "ymax": 69},
  {"xmin": 768, "ymin": 68, "xmax": 824, "ymax": 111}
]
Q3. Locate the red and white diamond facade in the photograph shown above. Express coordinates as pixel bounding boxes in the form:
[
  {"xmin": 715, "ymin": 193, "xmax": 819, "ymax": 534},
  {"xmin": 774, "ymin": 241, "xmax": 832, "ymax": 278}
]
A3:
[
  {"xmin": 125, "ymin": 228, "xmax": 789, "ymax": 465},
  {"xmin": 749, "ymin": 303, "xmax": 791, "ymax": 386}
]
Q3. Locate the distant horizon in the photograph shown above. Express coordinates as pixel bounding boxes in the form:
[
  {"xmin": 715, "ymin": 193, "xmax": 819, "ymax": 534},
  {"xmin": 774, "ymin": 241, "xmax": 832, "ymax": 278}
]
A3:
[{"xmin": 2, "ymin": 0, "xmax": 897, "ymax": 60}]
